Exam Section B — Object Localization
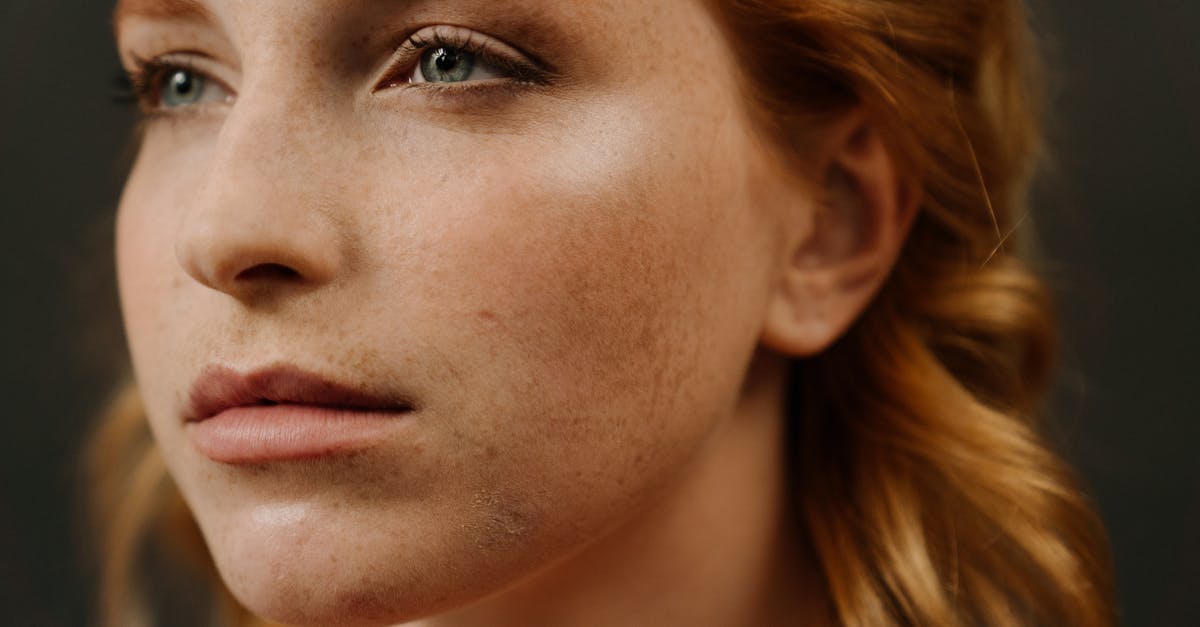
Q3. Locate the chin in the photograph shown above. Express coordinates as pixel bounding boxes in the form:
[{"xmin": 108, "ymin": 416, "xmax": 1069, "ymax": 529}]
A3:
[
  {"xmin": 194, "ymin": 497, "xmax": 547, "ymax": 627},
  {"xmin": 210, "ymin": 533, "xmax": 458, "ymax": 627},
  {"xmin": 231, "ymin": 582, "xmax": 434, "ymax": 627}
]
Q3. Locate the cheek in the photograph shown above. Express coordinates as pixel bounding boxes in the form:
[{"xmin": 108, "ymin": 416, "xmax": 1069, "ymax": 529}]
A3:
[
  {"xmin": 115, "ymin": 137, "xmax": 228, "ymax": 476},
  {"xmin": 115, "ymin": 157, "xmax": 187, "ymax": 417},
  {"xmin": 377, "ymin": 103, "xmax": 775, "ymax": 511}
]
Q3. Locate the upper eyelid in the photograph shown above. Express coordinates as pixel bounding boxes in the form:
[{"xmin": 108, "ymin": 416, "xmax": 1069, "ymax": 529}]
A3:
[
  {"xmin": 128, "ymin": 52, "xmax": 234, "ymax": 88},
  {"xmin": 394, "ymin": 24, "xmax": 536, "ymax": 63}
]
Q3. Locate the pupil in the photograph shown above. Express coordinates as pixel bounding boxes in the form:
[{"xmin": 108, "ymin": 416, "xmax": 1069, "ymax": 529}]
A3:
[
  {"xmin": 434, "ymin": 48, "xmax": 460, "ymax": 73},
  {"xmin": 172, "ymin": 71, "xmax": 194, "ymax": 95}
]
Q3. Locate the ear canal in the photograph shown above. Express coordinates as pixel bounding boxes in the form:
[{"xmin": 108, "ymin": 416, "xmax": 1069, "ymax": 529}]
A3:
[{"xmin": 797, "ymin": 161, "xmax": 870, "ymax": 268}]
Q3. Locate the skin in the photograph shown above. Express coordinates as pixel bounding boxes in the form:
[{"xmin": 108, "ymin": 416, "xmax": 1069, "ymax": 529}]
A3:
[{"xmin": 114, "ymin": 0, "xmax": 913, "ymax": 624}]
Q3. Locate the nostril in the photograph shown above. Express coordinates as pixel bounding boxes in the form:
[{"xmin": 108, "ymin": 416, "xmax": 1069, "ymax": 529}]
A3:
[{"xmin": 234, "ymin": 263, "xmax": 302, "ymax": 283}]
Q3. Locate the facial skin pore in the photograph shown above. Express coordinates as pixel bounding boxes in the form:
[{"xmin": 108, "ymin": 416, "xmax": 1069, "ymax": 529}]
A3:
[{"xmin": 114, "ymin": 1, "xmax": 911, "ymax": 624}]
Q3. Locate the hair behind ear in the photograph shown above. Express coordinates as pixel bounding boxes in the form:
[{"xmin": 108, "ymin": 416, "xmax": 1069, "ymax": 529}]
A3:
[{"xmin": 717, "ymin": 0, "xmax": 1115, "ymax": 625}]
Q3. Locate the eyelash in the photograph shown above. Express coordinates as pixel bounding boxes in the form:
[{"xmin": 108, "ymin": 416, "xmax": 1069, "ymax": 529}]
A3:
[{"xmin": 112, "ymin": 28, "xmax": 555, "ymax": 114}]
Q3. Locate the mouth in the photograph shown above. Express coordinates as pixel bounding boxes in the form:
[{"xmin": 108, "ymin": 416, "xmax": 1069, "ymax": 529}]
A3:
[{"xmin": 185, "ymin": 364, "xmax": 416, "ymax": 464}]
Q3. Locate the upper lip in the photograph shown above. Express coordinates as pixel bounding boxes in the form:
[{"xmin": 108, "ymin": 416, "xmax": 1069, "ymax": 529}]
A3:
[{"xmin": 185, "ymin": 364, "xmax": 415, "ymax": 422}]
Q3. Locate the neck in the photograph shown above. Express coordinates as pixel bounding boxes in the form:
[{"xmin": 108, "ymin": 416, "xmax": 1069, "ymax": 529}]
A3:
[{"xmin": 414, "ymin": 351, "xmax": 832, "ymax": 627}]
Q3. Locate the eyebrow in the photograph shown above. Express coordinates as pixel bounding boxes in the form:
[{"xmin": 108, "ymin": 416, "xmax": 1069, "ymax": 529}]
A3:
[{"xmin": 113, "ymin": 0, "xmax": 214, "ymax": 32}]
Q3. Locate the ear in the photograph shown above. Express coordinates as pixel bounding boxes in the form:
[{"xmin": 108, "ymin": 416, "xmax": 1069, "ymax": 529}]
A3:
[{"xmin": 759, "ymin": 111, "xmax": 920, "ymax": 357}]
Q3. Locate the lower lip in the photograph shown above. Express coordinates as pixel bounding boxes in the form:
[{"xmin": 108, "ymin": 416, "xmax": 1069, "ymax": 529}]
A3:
[{"xmin": 186, "ymin": 405, "xmax": 411, "ymax": 464}]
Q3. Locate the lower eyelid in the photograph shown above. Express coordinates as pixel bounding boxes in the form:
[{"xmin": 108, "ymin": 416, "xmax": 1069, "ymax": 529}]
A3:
[{"xmin": 396, "ymin": 81, "xmax": 556, "ymax": 117}]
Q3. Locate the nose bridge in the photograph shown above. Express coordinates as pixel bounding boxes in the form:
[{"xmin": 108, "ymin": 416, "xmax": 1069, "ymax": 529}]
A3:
[{"xmin": 176, "ymin": 86, "xmax": 351, "ymax": 300}]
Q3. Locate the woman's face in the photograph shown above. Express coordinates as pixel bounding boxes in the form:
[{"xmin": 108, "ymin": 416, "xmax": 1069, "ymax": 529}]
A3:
[{"xmin": 115, "ymin": 0, "xmax": 795, "ymax": 622}]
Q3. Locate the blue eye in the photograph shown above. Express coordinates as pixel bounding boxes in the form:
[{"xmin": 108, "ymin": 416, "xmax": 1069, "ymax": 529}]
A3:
[
  {"xmin": 412, "ymin": 45, "xmax": 502, "ymax": 84},
  {"xmin": 421, "ymin": 47, "xmax": 472, "ymax": 83},
  {"xmin": 145, "ymin": 64, "xmax": 231, "ymax": 110},
  {"xmin": 161, "ymin": 69, "xmax": 208, "ymax": 107},
  {"xmin": 119, "ymin": 57, "xmax": 234, "ymax": 114}
]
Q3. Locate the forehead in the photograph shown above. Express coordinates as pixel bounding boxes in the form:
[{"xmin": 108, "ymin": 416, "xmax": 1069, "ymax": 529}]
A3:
[
  {"xmin": 111, "ymin": 0, "xmax": 636, "ymax": 45},
  {"xmin": 110, "ymin": 0, "xmax": 631, "ymax": 23},
  {"xmin": 114, "ymin": 0, "xmax": 213, "ymax": 24}
]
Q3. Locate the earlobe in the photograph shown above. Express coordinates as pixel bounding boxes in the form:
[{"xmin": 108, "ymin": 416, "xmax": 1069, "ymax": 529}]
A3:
[{"xmin": 760, "ymin": 113, "xmax": 919, "ymax": 357}]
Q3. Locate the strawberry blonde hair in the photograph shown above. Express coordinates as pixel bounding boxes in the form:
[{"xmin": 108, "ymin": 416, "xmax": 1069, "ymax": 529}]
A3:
[{"xmin": 89, "ymin": 1, "xmax": 1115, "ymax": 625}]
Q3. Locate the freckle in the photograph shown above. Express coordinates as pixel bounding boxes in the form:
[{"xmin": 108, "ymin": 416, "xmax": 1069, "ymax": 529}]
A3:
[
  {"xmin": 477, "ymin": 309, "xmax": 497, "ymax": 322},
  {"xmin": 485, "ymin": 446, "xmax": 498, "ymax": 459}
]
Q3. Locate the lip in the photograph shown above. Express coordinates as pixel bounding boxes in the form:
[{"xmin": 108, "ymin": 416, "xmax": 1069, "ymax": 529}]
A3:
[{"xmin": 185, "ymin": 364, "xmax": 415, "ymax": 464}]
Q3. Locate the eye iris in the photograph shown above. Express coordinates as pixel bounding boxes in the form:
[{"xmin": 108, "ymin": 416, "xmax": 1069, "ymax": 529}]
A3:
[
  {"xmin": 161, "ymin": 69, "xmax": 205, "ymax": 107},
  {"xmin": 421, "ymin": 47, "xmax": 475, "ymax": 82}
]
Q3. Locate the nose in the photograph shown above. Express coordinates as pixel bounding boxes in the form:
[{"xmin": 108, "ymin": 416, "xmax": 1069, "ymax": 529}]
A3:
[{"xmin": 175, "ymin": 111, "xmax": 348, "ymax": 302}]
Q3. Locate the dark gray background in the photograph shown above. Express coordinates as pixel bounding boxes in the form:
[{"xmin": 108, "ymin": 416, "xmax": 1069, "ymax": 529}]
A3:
[{"xmin": 1, "ymin": 1, "xmax": 1196, "ymax": 625}]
